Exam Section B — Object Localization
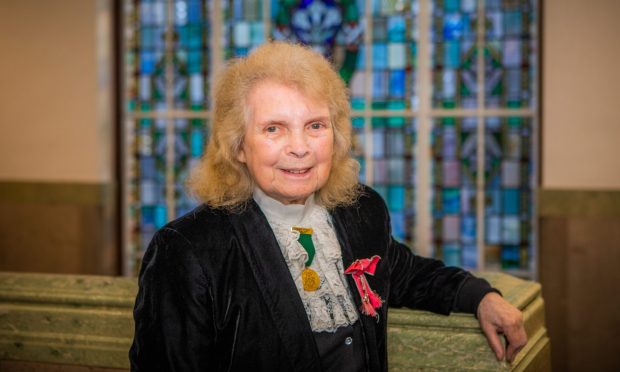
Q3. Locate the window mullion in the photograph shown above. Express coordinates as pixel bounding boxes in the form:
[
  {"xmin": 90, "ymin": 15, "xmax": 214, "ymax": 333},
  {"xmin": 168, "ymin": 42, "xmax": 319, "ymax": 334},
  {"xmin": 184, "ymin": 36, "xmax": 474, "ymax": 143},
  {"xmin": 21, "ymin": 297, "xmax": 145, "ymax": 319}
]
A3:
[
  {"xmin": 364, "ymin": 0, "xmax": 373, "ymax": 187},
  {"xmin": 476, "ymin": 0, "xmax": 486, "ymax": 271},
  {"xmin": 415, "ymin": 0, "xmax": 432, "ymax": 258},
  {"xmin": 165, "ymin": 0, "xmax": 176, "ymax": 222}
]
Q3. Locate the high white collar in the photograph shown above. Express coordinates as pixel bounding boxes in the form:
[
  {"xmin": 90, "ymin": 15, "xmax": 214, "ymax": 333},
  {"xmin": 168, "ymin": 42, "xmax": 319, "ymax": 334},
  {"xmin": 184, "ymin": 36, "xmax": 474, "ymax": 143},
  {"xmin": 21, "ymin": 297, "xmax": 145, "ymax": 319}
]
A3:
[{"xmin": 253, "ymin": 188, "xmax": 317, "ymax": 226}]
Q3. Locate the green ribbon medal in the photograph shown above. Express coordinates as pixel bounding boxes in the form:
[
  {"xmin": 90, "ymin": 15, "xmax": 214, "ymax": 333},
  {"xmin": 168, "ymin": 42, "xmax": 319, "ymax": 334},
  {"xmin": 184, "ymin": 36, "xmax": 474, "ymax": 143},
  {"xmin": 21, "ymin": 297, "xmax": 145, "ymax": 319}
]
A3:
[{"xmin": 292, "ymin": 227, "xmax": 320, "ymax": 291}]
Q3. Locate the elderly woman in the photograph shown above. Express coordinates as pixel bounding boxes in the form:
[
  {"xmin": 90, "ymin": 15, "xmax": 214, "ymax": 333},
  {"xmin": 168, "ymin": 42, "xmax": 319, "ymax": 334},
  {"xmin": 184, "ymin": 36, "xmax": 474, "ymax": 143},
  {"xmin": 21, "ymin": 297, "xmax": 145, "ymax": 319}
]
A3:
[{"xmin": 130, "ymin": 42, "xmax": 526, "ymax": 371}]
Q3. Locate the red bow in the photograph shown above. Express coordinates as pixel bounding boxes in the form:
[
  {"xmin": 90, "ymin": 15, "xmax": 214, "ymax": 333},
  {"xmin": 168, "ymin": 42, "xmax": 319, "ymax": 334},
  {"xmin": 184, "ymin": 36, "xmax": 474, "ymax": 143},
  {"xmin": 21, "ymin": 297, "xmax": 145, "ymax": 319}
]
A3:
[{"xmin": 345, "ymin": 255, "xmax": 383, "ymax": 319}]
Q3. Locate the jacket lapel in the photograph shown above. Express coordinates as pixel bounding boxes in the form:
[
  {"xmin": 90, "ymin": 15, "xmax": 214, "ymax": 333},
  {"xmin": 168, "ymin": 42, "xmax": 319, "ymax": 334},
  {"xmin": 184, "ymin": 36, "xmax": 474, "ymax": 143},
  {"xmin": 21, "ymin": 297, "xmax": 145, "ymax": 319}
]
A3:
[
  {"xmin": 228, "ymin": 200, "xmax": 322, "ymax": 372},
  {"xmin": 330, "ymin": 206, "xmax": 382, "ymax": 372}
]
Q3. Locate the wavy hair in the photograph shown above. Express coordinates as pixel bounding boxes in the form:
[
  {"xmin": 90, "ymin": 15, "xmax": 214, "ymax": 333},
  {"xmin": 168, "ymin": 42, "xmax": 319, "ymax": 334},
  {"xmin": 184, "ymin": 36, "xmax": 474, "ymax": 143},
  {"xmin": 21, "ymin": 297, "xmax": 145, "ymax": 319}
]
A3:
[{"xmin": 187, "ymin": 41, "xmax": 361, "ymax": 210}]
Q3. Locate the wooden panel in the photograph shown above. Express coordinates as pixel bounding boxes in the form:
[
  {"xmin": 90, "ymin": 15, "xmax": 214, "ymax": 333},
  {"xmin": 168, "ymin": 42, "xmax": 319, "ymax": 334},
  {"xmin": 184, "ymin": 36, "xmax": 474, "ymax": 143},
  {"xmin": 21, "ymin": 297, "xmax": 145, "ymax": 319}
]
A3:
[
  {"xmin": 539, "ymin": 188, "xmax": 620, "ymax": 371},
  {"xmin": 539, "ymin": 217, "xmax": 568, "ymax": 372},
  {"xmin": 566, "ymin": 218, "xmax": 620, "ymax": 371},
  {"xmin": 0, "ymin": 360, "xmax": 127, "ymax": 372},
  {"xmin": 538, "ymin": 189, "xmax": 620, "ymax": 218},
  {"xmin": 0, "ymin": 181, "xmax": 116, "ymax": 275}
]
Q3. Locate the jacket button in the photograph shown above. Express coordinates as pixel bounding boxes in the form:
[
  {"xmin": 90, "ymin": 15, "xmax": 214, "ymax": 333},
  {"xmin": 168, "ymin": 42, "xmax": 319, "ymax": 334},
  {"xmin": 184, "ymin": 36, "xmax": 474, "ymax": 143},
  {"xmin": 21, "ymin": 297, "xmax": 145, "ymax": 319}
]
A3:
[{"xmin": 345, "ymin": 337, "xmax": 353, "ymax": 345}]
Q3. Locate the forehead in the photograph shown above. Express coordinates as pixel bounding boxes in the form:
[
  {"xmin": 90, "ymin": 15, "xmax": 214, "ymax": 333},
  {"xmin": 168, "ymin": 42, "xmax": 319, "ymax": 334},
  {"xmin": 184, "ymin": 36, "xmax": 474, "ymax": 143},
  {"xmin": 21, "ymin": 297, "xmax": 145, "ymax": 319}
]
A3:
[
  {"xmin": 246, "ymin": 80, "xmax": 329, "ymax": 119},
  {"xmin": 248, "ymin": 79, "xmax": 326, "ymax": 105}
]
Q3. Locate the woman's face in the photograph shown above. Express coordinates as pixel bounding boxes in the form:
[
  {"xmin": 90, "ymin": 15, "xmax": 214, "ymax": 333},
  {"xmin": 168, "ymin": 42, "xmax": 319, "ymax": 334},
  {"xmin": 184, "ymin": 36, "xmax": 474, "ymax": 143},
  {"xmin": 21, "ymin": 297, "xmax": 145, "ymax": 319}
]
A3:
[{"xmin": 238, "ymin": 80, "xmax": 334, "ymax": 205}]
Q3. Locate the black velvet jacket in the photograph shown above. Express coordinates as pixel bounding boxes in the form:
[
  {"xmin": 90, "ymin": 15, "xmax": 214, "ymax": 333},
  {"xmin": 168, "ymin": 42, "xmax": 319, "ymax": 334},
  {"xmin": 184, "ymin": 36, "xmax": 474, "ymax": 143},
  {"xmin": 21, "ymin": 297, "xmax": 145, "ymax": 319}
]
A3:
[{"xmin": 130, "ymin": 186, "xmax": 496, "ymax": 372}]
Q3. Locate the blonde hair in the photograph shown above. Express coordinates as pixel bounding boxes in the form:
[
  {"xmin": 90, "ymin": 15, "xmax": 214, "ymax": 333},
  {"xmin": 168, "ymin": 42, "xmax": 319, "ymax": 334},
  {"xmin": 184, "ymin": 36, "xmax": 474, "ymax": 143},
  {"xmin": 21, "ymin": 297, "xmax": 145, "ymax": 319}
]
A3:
[{"xmin": 187, "ymin": 41, "xmax": 361, "ymax": 210}]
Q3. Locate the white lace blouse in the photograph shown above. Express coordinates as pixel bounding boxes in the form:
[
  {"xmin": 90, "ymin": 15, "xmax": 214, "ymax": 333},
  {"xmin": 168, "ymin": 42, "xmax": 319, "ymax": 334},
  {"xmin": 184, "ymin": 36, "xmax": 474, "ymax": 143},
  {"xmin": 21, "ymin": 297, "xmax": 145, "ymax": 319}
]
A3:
[{"xmin": 253, "ymin": 188, "xmax": 359, "ymax": 333}]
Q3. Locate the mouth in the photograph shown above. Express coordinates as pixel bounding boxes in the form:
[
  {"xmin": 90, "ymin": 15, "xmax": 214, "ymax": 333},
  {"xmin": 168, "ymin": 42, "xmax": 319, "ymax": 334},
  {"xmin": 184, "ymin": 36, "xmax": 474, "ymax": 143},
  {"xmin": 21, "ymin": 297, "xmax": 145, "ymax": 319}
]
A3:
[{"xmin": 280, "ymin": 167, "xmax": 312, "ymax": 175}]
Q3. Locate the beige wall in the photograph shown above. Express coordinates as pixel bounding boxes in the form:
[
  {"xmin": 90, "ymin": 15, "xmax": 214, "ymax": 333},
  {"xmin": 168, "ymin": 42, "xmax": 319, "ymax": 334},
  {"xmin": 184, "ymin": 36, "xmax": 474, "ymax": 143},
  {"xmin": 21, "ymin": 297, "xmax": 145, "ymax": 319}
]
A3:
[
  {"xmin": 0, "ymin": 0, "xmax": 113, "ymax": 183},
  {"xmin": 543, "ymin": 0, "xmax": 620, "ymax": 190}
]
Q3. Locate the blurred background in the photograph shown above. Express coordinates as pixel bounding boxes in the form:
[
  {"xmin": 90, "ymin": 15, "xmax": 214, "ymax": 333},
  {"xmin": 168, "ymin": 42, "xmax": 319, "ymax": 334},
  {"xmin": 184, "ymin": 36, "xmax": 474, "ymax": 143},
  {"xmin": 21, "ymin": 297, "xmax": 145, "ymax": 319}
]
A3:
[{"xmin": 0, "ymin": 0, "xmax": 618, "ymax": 370}]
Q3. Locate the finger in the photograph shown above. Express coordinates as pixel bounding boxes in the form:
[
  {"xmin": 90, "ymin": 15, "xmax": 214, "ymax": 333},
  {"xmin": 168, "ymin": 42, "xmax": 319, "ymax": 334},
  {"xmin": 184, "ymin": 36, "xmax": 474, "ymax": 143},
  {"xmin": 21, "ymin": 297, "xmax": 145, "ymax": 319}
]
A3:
[
  {"xmin": 481, "ymin": 323, "xmax": 505, "ymax": 361},
  {"xmin": 506, "ymin": 343, "xmax": 523, "ymax": 363},
  {"xmin": 505, "ymin": 328, "xmax": 528, "ymax": 362}
]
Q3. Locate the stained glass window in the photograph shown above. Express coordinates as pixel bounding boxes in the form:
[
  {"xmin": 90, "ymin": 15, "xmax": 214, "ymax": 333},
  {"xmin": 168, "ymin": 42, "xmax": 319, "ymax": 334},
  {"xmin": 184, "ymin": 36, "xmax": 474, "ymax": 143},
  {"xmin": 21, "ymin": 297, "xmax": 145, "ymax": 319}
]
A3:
[
  {"xmin": 431, "ymin": 117, "xmax": 478, "ymax": 268},
  {"xmin": 431, "ymin": 0, "xmax": 478, "ymax": 108},
  {"xmin": 125, "ymin": 0, "xmax": 211, "ymax": 274},
  {"xmin": 124, "ymin": 0, "xmax": 538, "ymax": 278},
  {"xmin": 429, "ymin": 0, "xmax": 537, "ymax": 274},
  {"xmin": 223, "ymin": 0, "xmax": 264, "ymax": 58},
  {"xmin": 372, "ymin": 117, "xmax": 417, "ymax": 244},
  {"xmin": 484, "ymin": 116, "xmax": 533, "ymax": 270},
  {"xmin": 371, "ymin": 0, "xmax": 418, "ymax": 110},
  {"xmin": 485, "ymin": 0, "xmax": 536, "ymax": 109}
]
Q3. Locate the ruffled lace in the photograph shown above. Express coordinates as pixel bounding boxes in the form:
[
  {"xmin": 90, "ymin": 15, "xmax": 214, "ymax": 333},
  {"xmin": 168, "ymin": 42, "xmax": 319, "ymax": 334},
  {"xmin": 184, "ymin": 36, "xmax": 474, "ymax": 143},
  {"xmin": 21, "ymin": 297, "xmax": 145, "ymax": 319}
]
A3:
[
  {"xmin": 253, "ymin": 189, "xmax": 359, "ymax": 333},
  {"xmin": 267, "ymin": 209, "xmax": 359, "ymax": 332}
]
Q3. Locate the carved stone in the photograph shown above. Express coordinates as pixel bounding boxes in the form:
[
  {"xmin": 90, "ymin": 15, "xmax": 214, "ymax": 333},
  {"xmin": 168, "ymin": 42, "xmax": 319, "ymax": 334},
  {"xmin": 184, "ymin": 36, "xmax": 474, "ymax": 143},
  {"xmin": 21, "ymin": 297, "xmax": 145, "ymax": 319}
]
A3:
[{"xmin": 0, "ymin": 271, "xmax": 550, "ymax": 371}]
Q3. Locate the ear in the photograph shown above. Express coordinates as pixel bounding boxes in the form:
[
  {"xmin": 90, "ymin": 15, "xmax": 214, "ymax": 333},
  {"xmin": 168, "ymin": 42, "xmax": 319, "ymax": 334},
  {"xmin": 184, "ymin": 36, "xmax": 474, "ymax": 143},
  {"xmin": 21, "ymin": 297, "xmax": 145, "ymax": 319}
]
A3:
[{"xmin": 237, "ymin": 146, "xmax": 247, "ymax": 163}]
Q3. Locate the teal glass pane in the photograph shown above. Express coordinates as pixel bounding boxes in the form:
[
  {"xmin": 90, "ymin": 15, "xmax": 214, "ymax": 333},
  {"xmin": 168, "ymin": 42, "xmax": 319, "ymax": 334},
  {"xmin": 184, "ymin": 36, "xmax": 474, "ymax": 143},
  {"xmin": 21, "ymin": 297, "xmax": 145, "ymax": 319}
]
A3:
[
  {"xmin": 129, "ymin": 117, "xmax": 169, "ymax": 258},
  {"xmin": 175, "ymin": 118, "xmax": 209, "ymax": 217},
  {"xmin": 431, "ymin": 117, "xmax": 478, "ymax": 268},
  {"xmin": 129, "ymin": 0, "xmax": 169, "ymax": 112},
  {"xmin": 484, "ymin": 0, "xmax": 536, "ymax": 108},
  {"xmin": 350, "ymin": 42, "xmax": 367, "ymax": 110},
  {"xmin": 371, "ymin": 0, "xmax": 418, "ymax": 110},
  {"xmin": 351, "ymin": 116, "xmax": 367, "ymax": 184},
  {"xmin": 173, "ymin": 0, "xmax": 211, "ymax": 109},
  {"xmin": 431, "ymin": 0, "xmax": 479, "ymax": 108},
  {"xmin": 224, "ymin": 0, "xmax": 264, "ymax": 58},
  {"xmin": 484, "ymin": 117, "xmax": 534, "ymax": 270},
  {"xmin": 372, "ymin": 118, "xmax": 416, "ymax": 247}
]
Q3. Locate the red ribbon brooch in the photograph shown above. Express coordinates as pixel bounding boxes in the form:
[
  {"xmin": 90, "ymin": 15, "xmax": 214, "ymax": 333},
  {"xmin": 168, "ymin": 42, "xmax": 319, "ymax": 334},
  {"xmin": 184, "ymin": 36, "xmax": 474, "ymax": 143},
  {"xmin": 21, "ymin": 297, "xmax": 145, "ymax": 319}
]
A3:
[{"xmin": 345, "ymin": 255, "xmax": 383, "ymax": 319}]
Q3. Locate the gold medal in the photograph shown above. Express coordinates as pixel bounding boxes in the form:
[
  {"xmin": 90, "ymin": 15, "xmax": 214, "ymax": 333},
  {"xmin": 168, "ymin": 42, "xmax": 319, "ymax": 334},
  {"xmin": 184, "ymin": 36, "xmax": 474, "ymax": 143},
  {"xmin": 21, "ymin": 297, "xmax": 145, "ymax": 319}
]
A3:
[{"xmin": 301, "ymin": 267, "xmax": 321, "ymax": 291}]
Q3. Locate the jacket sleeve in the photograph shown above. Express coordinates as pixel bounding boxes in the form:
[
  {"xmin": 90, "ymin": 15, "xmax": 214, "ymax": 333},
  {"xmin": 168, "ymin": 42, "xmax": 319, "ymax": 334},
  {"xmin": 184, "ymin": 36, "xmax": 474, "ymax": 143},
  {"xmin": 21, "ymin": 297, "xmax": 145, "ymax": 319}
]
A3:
[
  {"xmin": 129, "ymin": 227, "xmax": 215, "ymax": 371},
  {"xmin": 387, "ymin": 238, "xmax": 499, "ymax": 315},
  {"xmin": 366, "ymin": 190, "xmax": 498, "ymax": 315}
]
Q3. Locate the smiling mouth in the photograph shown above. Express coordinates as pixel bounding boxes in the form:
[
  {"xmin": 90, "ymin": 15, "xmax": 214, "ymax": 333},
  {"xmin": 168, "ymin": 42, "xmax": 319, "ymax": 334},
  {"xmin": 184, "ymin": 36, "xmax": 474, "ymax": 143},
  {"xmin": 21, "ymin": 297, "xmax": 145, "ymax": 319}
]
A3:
[{"xmin": 281, "ymin": 168, "xmax": 311, "ymax": 174}]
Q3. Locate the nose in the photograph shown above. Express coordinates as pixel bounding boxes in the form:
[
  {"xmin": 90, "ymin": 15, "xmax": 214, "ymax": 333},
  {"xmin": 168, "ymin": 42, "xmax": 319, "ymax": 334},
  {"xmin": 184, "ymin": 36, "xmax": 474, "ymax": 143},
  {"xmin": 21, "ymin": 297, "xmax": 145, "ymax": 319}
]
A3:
[{"xmin": 286, "ymin": 130, "xmax": 310, "ymax": 158}]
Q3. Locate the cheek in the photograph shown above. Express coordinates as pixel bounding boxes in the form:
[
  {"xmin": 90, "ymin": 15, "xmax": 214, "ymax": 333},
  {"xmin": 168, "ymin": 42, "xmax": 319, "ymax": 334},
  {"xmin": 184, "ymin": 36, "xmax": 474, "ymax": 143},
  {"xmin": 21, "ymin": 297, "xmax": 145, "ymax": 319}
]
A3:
[
  {"xmin": 315, "ymin": 137, "xmax": 334, "ymax": 169},
  {"xmin": 247, "ymin": 139, "xmax": 280, "ymax": 166}
]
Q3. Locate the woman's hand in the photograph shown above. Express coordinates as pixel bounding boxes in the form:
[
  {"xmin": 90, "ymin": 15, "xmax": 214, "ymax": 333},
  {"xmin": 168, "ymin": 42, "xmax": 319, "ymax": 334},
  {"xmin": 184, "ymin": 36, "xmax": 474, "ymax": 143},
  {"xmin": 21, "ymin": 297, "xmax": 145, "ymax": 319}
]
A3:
[{"xmin": 477, "ymin": 292, "xmax": 528, "ymax": 363}]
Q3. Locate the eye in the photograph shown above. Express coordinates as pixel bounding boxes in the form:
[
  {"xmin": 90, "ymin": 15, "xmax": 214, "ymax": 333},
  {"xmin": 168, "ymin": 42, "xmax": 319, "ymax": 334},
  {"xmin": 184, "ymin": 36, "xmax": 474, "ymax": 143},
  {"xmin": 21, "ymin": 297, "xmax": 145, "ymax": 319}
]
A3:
[
  {"xmin": 309, "ymin": 122, "xmax": 325, "ymax": 130},
  {"xmin": 265, "ymin": 125, "xmax": 278, "ymax": 133}
]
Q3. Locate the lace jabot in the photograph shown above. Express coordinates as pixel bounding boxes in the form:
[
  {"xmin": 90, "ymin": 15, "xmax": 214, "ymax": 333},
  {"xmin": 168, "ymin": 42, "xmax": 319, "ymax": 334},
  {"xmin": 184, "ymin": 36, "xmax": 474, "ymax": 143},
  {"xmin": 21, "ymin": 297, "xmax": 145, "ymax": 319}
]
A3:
[{"xmin": 253, "ymin": 189, "xmax": 359, "ymax": 333}]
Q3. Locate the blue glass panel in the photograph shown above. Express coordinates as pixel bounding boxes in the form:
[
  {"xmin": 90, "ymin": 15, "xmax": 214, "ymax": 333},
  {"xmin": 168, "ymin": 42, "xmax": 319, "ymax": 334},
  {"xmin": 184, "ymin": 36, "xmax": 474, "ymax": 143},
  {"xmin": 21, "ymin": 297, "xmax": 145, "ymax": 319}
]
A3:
[
  {"xmin": 483, "ymin": 116, "xmax": 534, "ymax": 270},
  {"xmin": 388, "ymin": 186, "xmax": 405, "ymax": 211},
  {"xmin": 389, "ymin": 70, "xmax": 406, "ymax": 98},
  {"xmin": 155, "ymin": 205, "xmax": 168, "ymax": 228},
  {"xmin": 463, "ymin": 244, "xmax": 478, "ymax": 268},
  {"xmin": 387, "ymin": 15, "xmax": 406, "ymax": 42},
  {"xmin": 432, "ymin": 0, "xmax": 478, "ymax": 108},
  {"xmin": 390, "ymin": 211, "xmax": 405, "ymax": 240},
  {"xmin": 432, "ymin": 117, "xmax": 479, "ymax": 263},
  {"xmin": 461, "ymin": 216, "xmax": 476, "ymax": 244},
  {"xmin": 442, "ymin": 189, "xmax": 461, "ymax": 214},
  {"xmin": 141, "ymin": 206, "xmax": 156, "ymax": 228},
  {"xmin": 503, "ymin": 189, "xmax": 520, "ymax": 214},
  {"xmin": 373, "ymin": 43, "xmax": 388, "ymax": 69},
  {"xmin": 485, "ymin": 0, "xmax": 536, "ymax": 108},
  {"xmin": 442, "ymin": 244, "xmax": 462, "ymax": 267}
]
